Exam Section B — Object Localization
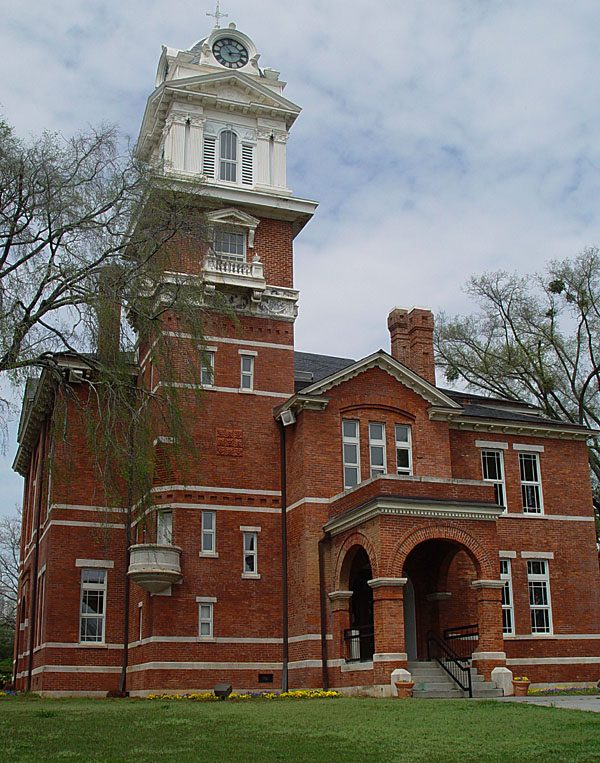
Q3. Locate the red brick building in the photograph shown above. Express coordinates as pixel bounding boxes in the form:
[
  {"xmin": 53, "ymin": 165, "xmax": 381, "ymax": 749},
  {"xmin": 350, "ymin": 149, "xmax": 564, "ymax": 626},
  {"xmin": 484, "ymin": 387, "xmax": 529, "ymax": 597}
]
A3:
[{"xmin": 12, "ymin": 23, "xmax": 600, "ymax": 697}]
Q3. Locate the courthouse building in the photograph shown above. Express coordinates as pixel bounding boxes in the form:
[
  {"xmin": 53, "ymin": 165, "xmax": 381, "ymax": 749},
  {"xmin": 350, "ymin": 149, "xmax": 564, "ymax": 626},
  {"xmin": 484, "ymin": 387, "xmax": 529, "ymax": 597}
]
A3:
[{"xmin": 12, "ymin": 21, "xmax": 600, "ymax": 696}]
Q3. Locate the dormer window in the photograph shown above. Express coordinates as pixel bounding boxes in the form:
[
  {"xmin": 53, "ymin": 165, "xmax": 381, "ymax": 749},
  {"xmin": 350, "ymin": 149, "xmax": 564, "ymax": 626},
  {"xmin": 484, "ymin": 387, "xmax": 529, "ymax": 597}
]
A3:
[{"xmin": 219, "ymin": 130, "xmax": 237, "ymax": 182}]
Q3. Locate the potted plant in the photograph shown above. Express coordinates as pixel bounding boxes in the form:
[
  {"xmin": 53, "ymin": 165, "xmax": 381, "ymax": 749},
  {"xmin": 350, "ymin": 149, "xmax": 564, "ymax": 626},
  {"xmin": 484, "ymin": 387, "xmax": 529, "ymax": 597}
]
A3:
[
  {"xmin": 394, "ymin": 681, "xmax": 415, "ymax": 699},
  {"xmin": 512, "ymin": 676, "xmax": 531, "ymax": 696}
]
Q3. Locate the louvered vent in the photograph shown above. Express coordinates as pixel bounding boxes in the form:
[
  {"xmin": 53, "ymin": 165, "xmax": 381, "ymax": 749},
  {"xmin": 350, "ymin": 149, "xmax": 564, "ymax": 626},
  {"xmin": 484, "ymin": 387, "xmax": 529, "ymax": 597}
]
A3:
[
  {"xmin": 241, "ymin": 143, "xmax": 253, "ymax": 185},
  {"xmin": 202, "ymin": 135, "xmax": 216, "ymax": 178}
]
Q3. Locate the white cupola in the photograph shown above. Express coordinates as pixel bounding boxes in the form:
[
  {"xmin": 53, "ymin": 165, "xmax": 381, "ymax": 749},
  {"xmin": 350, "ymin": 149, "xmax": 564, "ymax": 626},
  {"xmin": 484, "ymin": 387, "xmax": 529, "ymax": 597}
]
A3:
[{"xmin": 136, "ymin": 23, "xmax": 302, "ymax": 198}]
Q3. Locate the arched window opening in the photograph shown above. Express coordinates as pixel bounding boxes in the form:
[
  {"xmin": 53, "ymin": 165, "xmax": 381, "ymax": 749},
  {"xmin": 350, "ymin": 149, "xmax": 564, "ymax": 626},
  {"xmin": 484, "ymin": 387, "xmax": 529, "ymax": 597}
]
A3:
[{"xmin": 219, "ymin": 130, "xmax": 237, "ymax": 182}]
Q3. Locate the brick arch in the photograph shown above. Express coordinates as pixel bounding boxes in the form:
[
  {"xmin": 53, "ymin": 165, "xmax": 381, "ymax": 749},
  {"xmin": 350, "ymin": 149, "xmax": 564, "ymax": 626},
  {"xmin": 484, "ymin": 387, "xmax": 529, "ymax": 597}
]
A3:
[
  {"xmin": 333, "ymin": 531, "xmax": 379, "ymax": 591},
  {"xmin": 386, "ymin": 524, "xmax": 495, "ymax": 579}
]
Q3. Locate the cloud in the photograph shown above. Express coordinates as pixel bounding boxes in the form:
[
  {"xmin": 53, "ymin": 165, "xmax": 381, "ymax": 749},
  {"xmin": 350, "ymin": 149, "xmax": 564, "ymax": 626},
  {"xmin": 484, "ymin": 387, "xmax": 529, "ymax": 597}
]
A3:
[{"xmin": 1, "ymin": 0, "xmax": 600, "ymax": 510}]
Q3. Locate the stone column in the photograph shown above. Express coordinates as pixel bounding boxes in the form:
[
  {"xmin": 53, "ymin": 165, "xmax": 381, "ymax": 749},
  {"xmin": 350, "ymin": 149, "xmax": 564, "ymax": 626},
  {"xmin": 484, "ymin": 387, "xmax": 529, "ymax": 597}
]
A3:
[
  {"xmin": 368, "ymin": 577, "xmax": 408, "ymax": 690},
  {"xmin": 327, "ymin": 590, "xmax": 353, "ymax": 663},
  {"xmin": 471, "ymin": 579, "xmax": 506, "ymax": 680}
]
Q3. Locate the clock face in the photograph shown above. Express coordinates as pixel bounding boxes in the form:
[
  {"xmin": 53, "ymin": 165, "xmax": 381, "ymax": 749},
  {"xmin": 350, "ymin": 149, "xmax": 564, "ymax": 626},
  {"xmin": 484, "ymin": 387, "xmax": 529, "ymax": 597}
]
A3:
[{"xmin": 212, "ymin": 38, "xmax": 249, "ymax": 69}]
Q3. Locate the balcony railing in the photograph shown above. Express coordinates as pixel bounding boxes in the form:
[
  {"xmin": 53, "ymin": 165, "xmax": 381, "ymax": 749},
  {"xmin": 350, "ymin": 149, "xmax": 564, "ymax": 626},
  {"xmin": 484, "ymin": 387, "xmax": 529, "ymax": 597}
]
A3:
[
  {"xmin": 204, "ymin": 254, "xmax": 263, "ymax": 278},
  {"xmin": 202, "ymin": 254, "xmax": 266, "ymax": 302},
  {"xmin": 344, "ymin": 624, "xmax": 375, "ymax": 663},
  {"xmin": 127, "ymin": 543, "xmax": 182, "ymax": 593}
]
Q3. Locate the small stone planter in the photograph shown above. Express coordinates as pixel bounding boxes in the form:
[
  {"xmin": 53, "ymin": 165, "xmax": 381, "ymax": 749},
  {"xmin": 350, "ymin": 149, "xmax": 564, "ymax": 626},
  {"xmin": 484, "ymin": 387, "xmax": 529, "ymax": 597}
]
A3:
[
  {"xmin": 394, "ymin": 681, "xmax": 414, "ymax": 699},
  {"xmin": 512, "ymin": 680, "xmax": 531, "ymax": 696}
]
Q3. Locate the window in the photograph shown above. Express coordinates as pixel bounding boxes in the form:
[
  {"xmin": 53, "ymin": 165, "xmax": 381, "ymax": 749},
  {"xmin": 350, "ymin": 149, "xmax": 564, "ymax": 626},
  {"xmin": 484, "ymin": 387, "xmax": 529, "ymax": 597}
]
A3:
[
  {"xmin": 201, "ymin": 351, "xmax": 214, "ymax": 386},
  {"xmin": 240, "ymin": 354, "xmax": 254, "ymax": 390},
  {"xmin": 219, "ymin": 130, "xmax": 237, "ymax": 182},
  {"xmin": 214, "ymin": 229, "xmax": 245, "ymax": 261},
  {"xmin": 138, "ymin": 602, "xmax": 143, "ymax": 642},
  {"xmin": 395, "ymin": 425, "xmax": 412, "ymax": 475},
  {"xmin": 500, "ymin": 559, "xmax": 514, "ymax": 635},
  {"xmin": 199, "ymin": 602, "xmax": 213, "ymax": 637},
  {"xmin": 527, "ymin": 560, "xmax": 552, "ymax": 634},
  {"xmin": 243, "ymin": 532, "xmax": 258, "ymax": 574},
  {"xmin": 520, "ymin": 453, "xmax": 543, "ymax": 513},
  {"xmin": 481, "ymin": 450, "xmax": 506, "ymax": 509},
  {"xmin": 79, "ymin": 569, "xmax": 107, "ymax": 643},
  {"xmin": 36, "ymin": 570, "xmax": 46, "ymax": 647},
  {"xmin": 201, "ymin": 510, "xmax": 216, "ymax": 554},
  {"xmin": 369, "ymin": 423, "xmax": 386, "ymax": 477},
  {"xmin": 157, "ymin": 511, "xmax": 172, "ymax": 545},
  {"xmin": 342, "ymin": 420, "xmax": 360, "ymax": 488}
]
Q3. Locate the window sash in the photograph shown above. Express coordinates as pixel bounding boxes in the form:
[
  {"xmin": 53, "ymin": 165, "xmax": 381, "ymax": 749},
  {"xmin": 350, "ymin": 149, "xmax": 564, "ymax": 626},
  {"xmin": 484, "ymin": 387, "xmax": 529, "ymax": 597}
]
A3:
[
  {"xmin": 199, "ymin": 603, "xmax": 213, "ymax": 637},
  {"xmin": 481, "ymin": 450, "xmax": 506, "ymax": 509},
  {"xmin": 395, "ymin": 424, "xmax": 412, "ymax": 475},
  {"xmin": 240, "ymin": 355, "xmax": 254, "ymax": 390},
  {"xmin": 243, "ymin": 532, "xmax": 257, "ymax": 574},
  {"xmin": 157, "ymin": 511, "xmax": 172, "ymax": 545},
  {"xmin": 519, "ymin": 453, "xmax": 543, "ymax": 513},
  {"xmin": 369, "ymin": 422, "xmax": 386, "ymax": 477},
  {"xmin": 79, "ymin": 569, "xmax": 107, "ymax": 643},
  {"xmin": 500, "ymin": 559, "xmax": 514, "ymax": 635},
  {"xmin": 342, "ymin": 420, "xmax": 360, "ymax": 488},
  {"xmin": 214, "ymin": 230, "xmax": 245, "ymax": 261},
  {"xmin": 527, "ymin": 560, "xmax": 552, "ymax": 634},
  {"xmin": 201, "ymin": 351, "xmax": 214, "ymax": 386},
  {"xmin": 219, "ymin": 130, "xmax": 237, "ymax": 182},
  {"xmin": 201, "ymin": 510, "xmax": 216, "ymax": 553}
]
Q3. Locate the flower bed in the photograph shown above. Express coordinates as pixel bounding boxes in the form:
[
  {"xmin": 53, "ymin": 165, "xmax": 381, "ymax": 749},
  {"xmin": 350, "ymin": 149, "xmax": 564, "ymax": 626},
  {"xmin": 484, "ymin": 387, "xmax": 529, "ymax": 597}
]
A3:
[
  {"xmin": 529, "ymin": 686, "xmax": 600, "ymax": 696},
  {"xmin": 146, "ymin": 689, "xmax": 342, "ymax": 701}
]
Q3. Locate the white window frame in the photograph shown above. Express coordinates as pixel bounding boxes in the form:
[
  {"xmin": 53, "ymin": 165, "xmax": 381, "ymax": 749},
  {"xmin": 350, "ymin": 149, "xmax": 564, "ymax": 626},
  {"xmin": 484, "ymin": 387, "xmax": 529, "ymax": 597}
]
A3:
[
  {"xmin": 481, "ymin": 450, "xmax": 506, "ymax": 510},
  {"xmin": 79, "ymin": 568, "xmax": 107, "ymax": 644},
  {"xmin": 138, "ymin": 601, "xmax": 143, "ymax": 642},
  {"xmin": 201, "ymin": 510, "xmax": 216, "ymax": 555},
  {"xmin": 527, "ymin": 559, "xmax": 553, "ymax": 634},
  {"xmin": 243, "ymin": 531, "xmax": 258, "ymax": 575},
  {"xmin": 156, "ymin": 510, "xmax": 173, "ymax": 545},
  {"xmin": 342, "ymin": 420, "xmax": 361, "ymax": 489},
  {"xmin": 219, "ymin": 129, "xmax": 238, "ymax": 183},
  {"xmin": 201, "ymin": 350, "xmax": 215, "ymax": 387},
  {"xmin": 198, "ymin": 601, "xmax": 214, "ymax": 638},
  {"xmin": 395, "ymin": 424, "xmax": 413, "ymax": 476},
  {"xmin": 240, "ymin": 352, "xmax": 255, "ymax": 391},
  {"xmin": 519, "ymin": 452, "xmax": 543, "ymax": 513},
  {"xmin": 213, "ymin": 228, "xmax": 246, "ymax": 261},
  {"xmin": 500, "ymin": 559, "xmax": 514, "ymax": 635},
  {"xmin": 368, "ymin": 422, "xmax": 386, "ymax": 477}
]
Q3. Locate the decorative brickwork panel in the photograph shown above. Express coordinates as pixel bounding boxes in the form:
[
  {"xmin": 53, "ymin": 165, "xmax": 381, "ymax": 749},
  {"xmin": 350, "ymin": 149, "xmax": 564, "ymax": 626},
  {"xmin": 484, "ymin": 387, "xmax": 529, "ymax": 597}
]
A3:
[{"xmin": 216, "ymin": 428, "xmax": 243, "ymax": 457}]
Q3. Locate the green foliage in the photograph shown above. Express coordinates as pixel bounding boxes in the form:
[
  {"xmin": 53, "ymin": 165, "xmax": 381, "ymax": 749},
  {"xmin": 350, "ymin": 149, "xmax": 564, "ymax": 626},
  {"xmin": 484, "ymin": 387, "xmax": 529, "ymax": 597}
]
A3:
[{"xmin": 0, "ymin": 697, "xmax": 599, "ymax": 761}]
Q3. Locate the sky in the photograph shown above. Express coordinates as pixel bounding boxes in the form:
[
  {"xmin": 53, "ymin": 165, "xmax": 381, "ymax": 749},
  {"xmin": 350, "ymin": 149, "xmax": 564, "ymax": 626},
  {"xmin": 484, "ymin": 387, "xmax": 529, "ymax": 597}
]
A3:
[{"xmin": 1, "ymin": 0, "xmax": 600, "ymax": 513}]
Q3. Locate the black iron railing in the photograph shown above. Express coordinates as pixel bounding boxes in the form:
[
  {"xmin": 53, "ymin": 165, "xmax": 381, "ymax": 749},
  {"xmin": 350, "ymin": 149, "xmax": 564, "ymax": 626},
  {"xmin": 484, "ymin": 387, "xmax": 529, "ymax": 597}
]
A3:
[
  {"xmin": 344, "ymin": 624, "xmax": 375, "ymax": 663},
  {"xmin": 443, "ymin": 624, "xmax": 479, "ymax": 662},
  {"xmin": 427, "ymin": 631, "xmax": 473, "ymax": 698}
]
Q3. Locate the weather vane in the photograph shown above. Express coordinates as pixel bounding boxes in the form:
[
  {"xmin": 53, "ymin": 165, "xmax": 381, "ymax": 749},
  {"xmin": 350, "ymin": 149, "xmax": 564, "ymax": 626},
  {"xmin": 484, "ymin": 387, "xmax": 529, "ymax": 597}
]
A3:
[{"xmin": 207, "ymin": 1, "xmax": 228, "ymax": 29}]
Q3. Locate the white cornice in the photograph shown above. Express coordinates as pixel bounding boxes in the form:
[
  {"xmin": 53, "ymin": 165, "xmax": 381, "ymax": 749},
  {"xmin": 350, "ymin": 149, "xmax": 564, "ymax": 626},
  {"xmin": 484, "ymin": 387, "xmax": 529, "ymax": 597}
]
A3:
[
  {"xmin": 298, "ymin": 351, "xmax": 462, "ymax": 409},
  {"xmin": 323, "ymin": 496, "xmax": 503, "ymax": 537},
  {"xmin": 429, "ymin": 408, "xmax": 593, "ymax": 441}
]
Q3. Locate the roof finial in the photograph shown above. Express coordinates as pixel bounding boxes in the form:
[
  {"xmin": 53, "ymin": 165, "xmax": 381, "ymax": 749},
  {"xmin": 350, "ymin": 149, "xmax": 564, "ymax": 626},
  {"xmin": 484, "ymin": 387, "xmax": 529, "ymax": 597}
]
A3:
[{"xmin": 206, "ymin": 1, "xmax": 228, "ymax": 29}]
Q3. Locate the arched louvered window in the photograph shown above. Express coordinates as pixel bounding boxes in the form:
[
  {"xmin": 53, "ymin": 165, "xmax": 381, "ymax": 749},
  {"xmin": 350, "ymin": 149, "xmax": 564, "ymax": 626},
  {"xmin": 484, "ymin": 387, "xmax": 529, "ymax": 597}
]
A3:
[{"xmin": 219, "ymin": 130, "xmax": 237, "ymax": 182}]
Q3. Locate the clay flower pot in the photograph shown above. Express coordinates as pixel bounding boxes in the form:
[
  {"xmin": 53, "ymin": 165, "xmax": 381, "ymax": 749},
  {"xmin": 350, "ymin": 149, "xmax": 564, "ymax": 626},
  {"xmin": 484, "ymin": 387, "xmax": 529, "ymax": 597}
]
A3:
[
  {"xmin": 512, "ymin": 680, "xmax": 531, "ymax": 696},
  {"xmin": 394, "ymin": 681, "xmax": 415, "ymax": 699}
]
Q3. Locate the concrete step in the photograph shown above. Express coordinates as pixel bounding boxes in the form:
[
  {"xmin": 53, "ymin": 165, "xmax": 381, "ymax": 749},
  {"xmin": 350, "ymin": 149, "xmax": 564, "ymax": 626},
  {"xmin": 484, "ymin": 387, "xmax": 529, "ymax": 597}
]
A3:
[
  {"xmin": 407, "ymin": 660, "xmax": 502, "ymax": 699},
  {"xmin": 413, "ymin": 688, "xmax": 463, "ymax": 699}
]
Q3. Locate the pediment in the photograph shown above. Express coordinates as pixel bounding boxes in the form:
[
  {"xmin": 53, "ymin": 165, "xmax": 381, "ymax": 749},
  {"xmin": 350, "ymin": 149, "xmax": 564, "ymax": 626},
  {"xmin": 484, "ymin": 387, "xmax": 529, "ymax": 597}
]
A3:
[
  {"xmin": 206, "ymin": 208, "xmax": 260, "ymax": 229},
  {"xmin": 164, "ymin": 71, "xmax": 300, "ymax": 114},
  {"xmin": 300, "ymin": 351, "xmax": 462, "ymax": 409}
]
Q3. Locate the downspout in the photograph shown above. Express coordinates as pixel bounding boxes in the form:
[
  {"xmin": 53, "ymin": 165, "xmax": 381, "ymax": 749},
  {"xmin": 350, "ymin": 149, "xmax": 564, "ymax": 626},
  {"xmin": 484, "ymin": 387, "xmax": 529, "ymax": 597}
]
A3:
[
  {"xmin": 27, "ymin": 418, "xmax": 47, "ymax": 692},
  {"xmin": 278, "ymin": 419, "xmax": 289, "ymax": 693},
  {"xmin": 318, "ymin": 532, "xmax": 330, "ymax": 691}
]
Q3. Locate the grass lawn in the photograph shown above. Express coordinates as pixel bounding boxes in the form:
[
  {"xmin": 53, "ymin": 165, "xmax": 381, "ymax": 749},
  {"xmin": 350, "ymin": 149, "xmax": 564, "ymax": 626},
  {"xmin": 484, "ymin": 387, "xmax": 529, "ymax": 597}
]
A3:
[{"xmin": 1, "ymin": 696, "xmax": 599, "ymax": 762}]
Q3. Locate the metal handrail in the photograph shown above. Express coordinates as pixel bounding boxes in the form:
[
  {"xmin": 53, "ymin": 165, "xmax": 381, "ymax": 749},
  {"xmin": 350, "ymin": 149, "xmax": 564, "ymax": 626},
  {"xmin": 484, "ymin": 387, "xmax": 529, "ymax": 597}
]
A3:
[
  {"xmin": 344, "ymin": 624, "xmax": 375, "ymax": 663},
  {"xmin": 442, "ymin": 624, "xmax": 479, "ymax": 663},
  {"xmin": 427, "ymin": 631, "xmax": 473, "ymax": 698}
]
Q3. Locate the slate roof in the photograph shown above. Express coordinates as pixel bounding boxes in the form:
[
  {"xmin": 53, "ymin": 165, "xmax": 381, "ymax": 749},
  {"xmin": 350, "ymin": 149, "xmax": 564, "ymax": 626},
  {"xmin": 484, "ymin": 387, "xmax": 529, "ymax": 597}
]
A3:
[{"xmin": 293, "ymin": 351, "xmax": 584, "ymax": 430}]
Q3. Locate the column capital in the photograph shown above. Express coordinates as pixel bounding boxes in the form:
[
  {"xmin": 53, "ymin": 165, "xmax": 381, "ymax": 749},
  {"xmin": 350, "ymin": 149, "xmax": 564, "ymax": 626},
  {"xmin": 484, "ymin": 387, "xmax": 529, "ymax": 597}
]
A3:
[
  {"xmin": 328, "ymin": 590, "xmax": 353, "ymax": 601},
  {"xmin": 471, "ymin": 579, "xmax": 505, "ymax": 589},
  {"xmin": 368, "ymin": 577, "xmax": 407, "ymax": 589}
]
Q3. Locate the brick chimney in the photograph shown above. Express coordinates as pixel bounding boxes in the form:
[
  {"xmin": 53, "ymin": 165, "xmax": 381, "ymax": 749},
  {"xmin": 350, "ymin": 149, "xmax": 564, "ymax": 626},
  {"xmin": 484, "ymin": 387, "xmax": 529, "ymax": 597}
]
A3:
[{"xmin": 387, "ymin": 306, "xmax": 436, "ymax": 386}]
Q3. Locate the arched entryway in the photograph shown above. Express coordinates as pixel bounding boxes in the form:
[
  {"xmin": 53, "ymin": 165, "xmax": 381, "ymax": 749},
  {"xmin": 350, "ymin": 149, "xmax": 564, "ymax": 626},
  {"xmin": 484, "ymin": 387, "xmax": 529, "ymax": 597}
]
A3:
[
  {"xmin": 339, "ymin": 545, "xmax": 375, "ymax": 662},
  {"xmin": 402, "ymin": 539, "xmax": 480, "ymax": 660}
]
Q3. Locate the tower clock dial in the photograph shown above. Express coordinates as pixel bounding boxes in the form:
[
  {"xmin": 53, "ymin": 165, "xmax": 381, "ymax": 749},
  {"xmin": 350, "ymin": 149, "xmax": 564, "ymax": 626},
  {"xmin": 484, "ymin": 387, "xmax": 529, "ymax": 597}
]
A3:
[{"xmin": 212, "ymin": 38, "xmax": 249, "ymax": 68}]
